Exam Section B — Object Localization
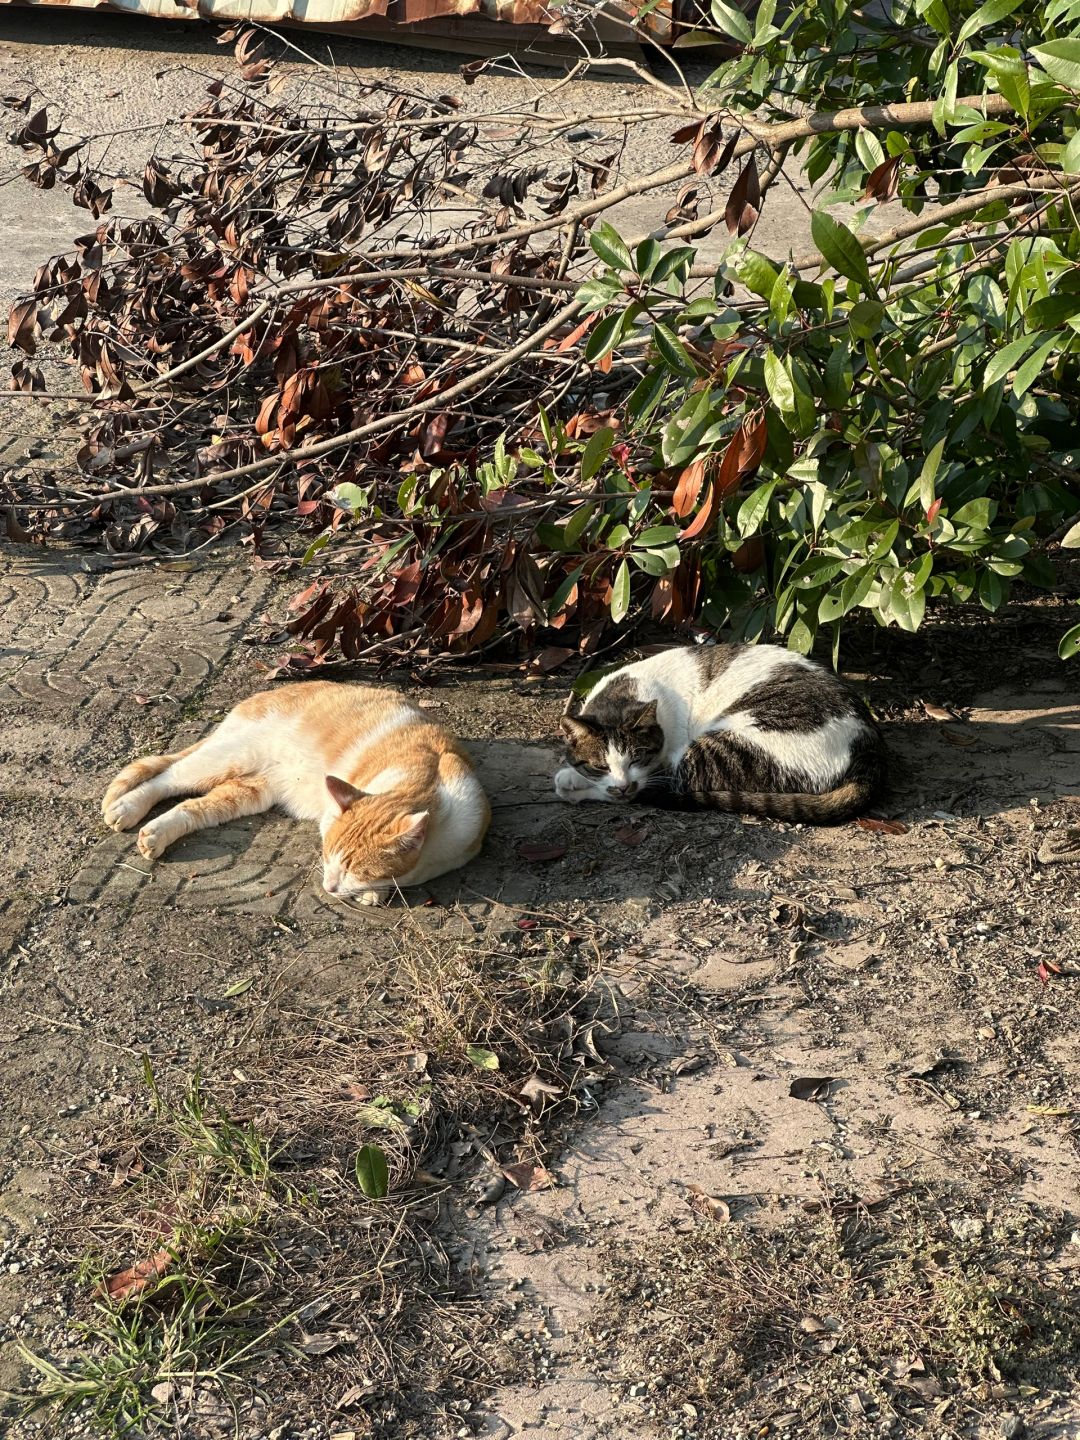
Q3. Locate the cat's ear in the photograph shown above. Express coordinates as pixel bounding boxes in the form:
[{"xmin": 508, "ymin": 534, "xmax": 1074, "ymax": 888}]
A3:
[
  {"xmin": 560, "ymin": 715, "xmax": 594, "ymax": 746},
  {"xmin": 394, "ymin": 811, "xmax": 429, "ymax": 853},
  {"xmin": 632, "ymin": 700, "xmax": 659, "ymax": 729},
  {"xmin": 326, "ymin": 775, "xmax": 364, "ymax": 812}
]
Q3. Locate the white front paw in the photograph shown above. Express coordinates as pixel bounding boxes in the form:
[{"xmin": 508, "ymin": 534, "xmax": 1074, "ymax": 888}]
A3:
[
  {"xmin": 554, "ymin": 766, "xmax": 591, "ymax": 803},
  {"xmin": 104, "ymin": 793, "xmax": 143, "ymax": 831},
  {"xmin": 358, "ymin": 889, "xmax": 384, "ymax": 907},
  {"xmin": 137, "ymin": 819, "xmax": 169, "ymax": 860}
]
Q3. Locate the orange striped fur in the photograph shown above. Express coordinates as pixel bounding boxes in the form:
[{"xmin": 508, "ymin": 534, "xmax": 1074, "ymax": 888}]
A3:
[{"xmin": 102, "ymin": 682, "xmax": 490, "ymax": 905}]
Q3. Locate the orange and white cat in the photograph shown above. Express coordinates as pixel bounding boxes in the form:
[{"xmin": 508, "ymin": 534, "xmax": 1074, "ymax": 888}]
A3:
[{"xmin": 102, "ymin": 682, "xmax": 490, "ymax": 905}]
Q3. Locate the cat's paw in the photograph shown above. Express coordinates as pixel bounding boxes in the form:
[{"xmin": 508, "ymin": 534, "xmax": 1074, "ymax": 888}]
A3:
[
  {"xmin": 136, "ymin": 819, "xmax": 170, "ymax": 861},
  {"xmin": 103, "ymin": 789, "xmax": 144, "ymax": 832},
  {"xmin": 357, "ymin": 889, "xmax": 385, "ymax": 907},
  {"xmin": 554, "ymin": 766, "xmax": 592, "ymax": 803}
]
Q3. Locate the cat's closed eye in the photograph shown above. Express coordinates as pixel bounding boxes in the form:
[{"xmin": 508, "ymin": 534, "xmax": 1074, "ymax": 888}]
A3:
[{"xmin": 577, "ymin": 763, "xmax": 607, "ymax": 777}]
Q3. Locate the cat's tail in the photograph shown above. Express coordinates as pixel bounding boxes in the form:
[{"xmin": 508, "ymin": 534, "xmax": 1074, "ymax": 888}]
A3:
[{"xmin": 638, "ymin": 775, "xmax": 879, "ymax": 826}]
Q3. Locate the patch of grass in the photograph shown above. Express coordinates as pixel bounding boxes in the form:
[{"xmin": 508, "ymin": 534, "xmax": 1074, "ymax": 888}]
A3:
[
  {"xmin": 588, "ymin": 1190, "xmax": 1080, "ymax": 1438},
  {"xmin": 8, "ymin": 916, "xmax": 618, "ymax": 1436}
]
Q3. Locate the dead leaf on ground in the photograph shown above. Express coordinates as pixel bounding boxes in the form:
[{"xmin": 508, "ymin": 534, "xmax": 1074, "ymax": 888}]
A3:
[
  {"xmin": 502, "ymin": 1161, "xmax": 556, "ymax": 1192},
  {"xmin": 5, "ymin": 508, "xmax": 32, "ymax": 544},
  {"xmin": 98, "ymin": 1248, "xmax": 172, "ymax": 1301},
  {"xmin": 519, "ymin": 1075, "xmax": 562, "ymax": 1111},
  {"xmin": 516, "ymin": 841, "xmax": 568, "ymax": 863},
  {"xmin": 109, "ymin": 1147, "xmax": 144, "ymax": 1189},
  {"xmin": 686, "ymin": 1183, "xmax": 730, "ymax": 1222},
  {"xmin": 789, "ymin": 1076, "xmax": 837, "ymax": 1102},
  {"xmin": 856, "ymin": 817, "xmax": 909, "ymax": 835},
  {"xmin": 921, "ymin": 701, "xmax": 956, "ymax": 721},
  {"xmin": 1037, "ymin": 959, "xmax": 1063, "ymax": 986},
  {"xmin": 903, "ymin": 1050, "xmax": 961, "ymax": 1079},
  {"xmin": 614, "ymin": 822, "xmax": 648, "ymax": 847},
  {"xmin": 940, "ymin": 725, "xmax": 977, "ymax": 747},
  {"xmin": 1037, "ymin": 828, "xmax": 1080, "ymax": 865}
]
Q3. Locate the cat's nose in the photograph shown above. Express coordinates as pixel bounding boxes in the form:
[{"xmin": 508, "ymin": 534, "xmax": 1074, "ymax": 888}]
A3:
[
  {"xmin": 608, "ymin": 781, "xmax": 636, "ymax": 798},
  {"xmin": 323, "ymin": 878, "xmax": 339, "ymax": 894}
]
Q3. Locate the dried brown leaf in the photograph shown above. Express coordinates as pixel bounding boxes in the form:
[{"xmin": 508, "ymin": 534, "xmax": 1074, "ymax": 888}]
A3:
[
  {"xmin": 856, "ymin": 817, "xmax": 910, "ymax": 835},
  {"xmin": 725, "ymin": 156, "xmax": 761, "ymax": 236},
  {"xmin": 502, "ymin": 1161, "xmax": 556, "ymax": 1192},
  {"xmin": 98, "ymin": 1248, "xmax": 172, "ymax": 1301},
  {"xmin": 789, "ymin": 1076, "xmax": 836, "ymax": 1102}
]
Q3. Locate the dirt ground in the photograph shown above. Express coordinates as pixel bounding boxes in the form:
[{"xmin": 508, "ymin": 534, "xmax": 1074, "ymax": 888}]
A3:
[
  {"xmin": 1, "ymin": 540, "xmax": 1079, "ymax": 1439},
  {"xmin": 1, "ymin": 15, "xmax": 1079, "ymax": 1440}
]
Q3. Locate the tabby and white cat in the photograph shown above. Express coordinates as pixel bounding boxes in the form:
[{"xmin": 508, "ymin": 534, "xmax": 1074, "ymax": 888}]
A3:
[
  {"xmin": 102, "ymin": 682, "xmax": 490, "ymax": 904},
  {"xmin": 555, "ymin": 645, "xmax": 884, "ymax": 824}
]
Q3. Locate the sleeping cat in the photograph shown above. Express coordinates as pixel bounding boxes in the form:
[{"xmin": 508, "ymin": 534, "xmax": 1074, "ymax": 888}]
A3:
[
  {"xmin": 102, "ymin": 682, "xmax": 490, "ymax": 904},
  {"xmin": 555, "ymin": 645, "xmax": 884, "ymax": 824}
]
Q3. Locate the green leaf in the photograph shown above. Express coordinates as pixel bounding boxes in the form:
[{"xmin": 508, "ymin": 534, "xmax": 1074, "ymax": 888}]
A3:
[
  {"xmin": 564, "ymin": 504, "xmax": 596, "ymax": 549},
  {"xmin": 1012, "ymin": 335, "xmax": 1058, "ymax": 398},
  {"xmin": 589, "ymin": 221, "xmax": 632, "ymax": 272},
  {"xmin": 627, "ymin": 366, "xmax": 669, "ymax": 425},
  {"xmin": 584, "ymin": 311, "xmax": 625, "ymax": 365},
  {"xmin": 953, "ymin": 497, "xmax": 995, "ymax": 529},
  {"xmin": 547, "ymin": 564, "xmax": 584, "ymax": 620},
  {"xmin": 811, "ymin": 211, "xmax": 874, "ymax": 294},
  {"xmin": 983, "ymin": 332, "xmax": 1039, "ymax": 387},
  {"xmin": 635, "ymin": 236, "xmax": 661, "ymax": 280},
  {"xmin": 301, "ymin": 532, "xmax": 330, "ymax": 566},
  {"xmin": 709, "ymin": 0, "xmax": 753, "ymax": 42},
  {"xmin": 330, "ymin": 483, "xmax": 367, "ymax": 513},
  {"xmin": 823, "ymin": 341, "xmax": 853, "ymax": 407},
  {"xmin": 764, "ymin": 352, "xmax": 796, "ymax": 413},
  {"xmin": 1061, "ymin": 130, "xmax": 1080, "ymax": 173},
  {"xmin": 788, "ymin": 615, "xmax": 816, "ymax": 654},
  {"xmin": 737, "ymin": 248, "xmax": 780, "ymax": 300},
  {"xmin": 633, "ymin": 525, "xmax": 679, "ymax": 547},
  {"xmin": 971, "ymin": 46, "xmax": 1031, "ymax": 116},
  {"xmin": 1061, "ymin": 519, "xmax": 1080, "ymax": 548},
  {"xmin": 652, "ymin": 324, "xmax": 696, "ymax": 374},
  {"xmin": 978, "ymin": 569, "xmax": 1005, "ymax": 611},
  {"xmin": 917, "ymin": 438, "xmax": 946, "ymax": 510},
  {"xmin": 1059, "ymin": 620, "xmax": 1080, "ymax": 658},
  {"xmin": 466, "ymin": 1045, "xmax": 500, "ymax": 1071},
  {"xmin": 223, "ymin": 977, "xmax": 254, "ymax": 998},
  {"xmin": 1031, "ymin": 40, "xmax": 1080, "ymax": 91},
  {"xmin": 581, "ymin": 426, "xmax": 615, "ymax": 483},
  {"xmin": 355, "ymin": 1144, "xmax": 389, "ymax": 1199},
  {"xmin": 650, "ymin": 246, "xmax": 696, "ymax": 286},
  {"xmin": 611, "ymin": 558, "xmax": 631, "ymax": 623},
  {"xmin": 737, "ymin": 479, "xmax": 777, "ymax": 537},
  {"xmin": 848, "ymin": 300, "xmax": 883, "ymax": 340},
  {"xmin": 957, "ymin": 0, "xmax": 1020, "ymax": 44}
]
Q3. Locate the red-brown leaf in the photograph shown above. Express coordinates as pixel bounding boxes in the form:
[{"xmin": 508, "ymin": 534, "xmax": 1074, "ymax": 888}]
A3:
[
  {"xmin": 517, "ymin": 842, "xmax": 568, "ymax": 863},
  {"xmin": 502, "ymin": 1161, "xmax": 556, "ymax": 1192},
  {"xmin": 856, "ymin": 817, "xmax": 909, "ymax": 836},
  {"xmin": 926, "ymin": 497, "xmax": 942, "ymax": 524},
  {"xmin": 679, "ymin": 480, "xmax": 718, "ymax": 541},
  {"xmin": 725, "ymin": 157, "xmax": 761, "ymax": 236},
  {"xmin": 8, "ymin": 298, "xmax": 37, "ymax": 355},
  {"xmin": 672, "ymin": 457, "xmax": 707, "ymax": 518},
  {"xmin": 863, "ymin": 155, "xmax": 901, "ymax": 204},
  {"xmin": 98, "ymin": 1249, "xmax": 172, "ymax": 1302},
  {"xmin": 714, "ymin": 412, "xmax": 768, "ymax": 501},
  {"xmin": 671, "ymin": 119, "xmax": 703, "ymax": 144}
]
